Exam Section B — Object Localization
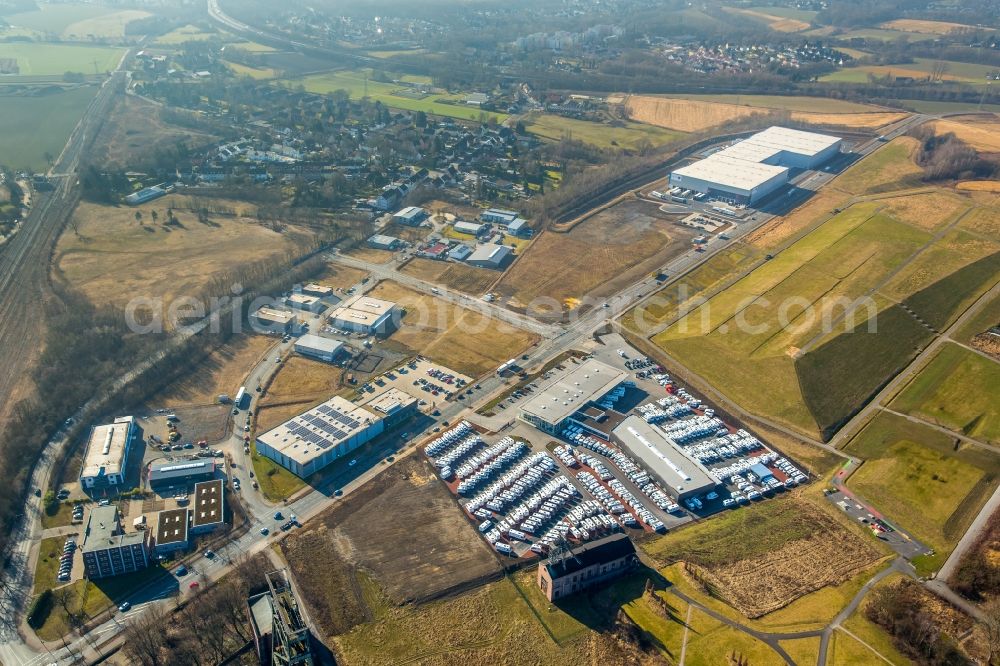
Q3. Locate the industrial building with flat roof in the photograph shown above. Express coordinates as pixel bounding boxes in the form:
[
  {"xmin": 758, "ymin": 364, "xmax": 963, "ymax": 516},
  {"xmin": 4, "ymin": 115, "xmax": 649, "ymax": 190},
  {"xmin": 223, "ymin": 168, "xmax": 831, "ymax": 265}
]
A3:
[
  {"xmin": 467, "ymin": 243, "xmax": 513, "ymax": 269},
  {"xmin": 149, "ymin": 460, "xmax": 217, "ymax": 491},
  {"xmin": 294, "ymin": 334, "xmax": 345, "ymax": 363},
  {"xmin": 362, "ymin": 388, "xmax": 419, "ymax": 428},
  {"xmin": 612, "ymin": 416, "xmax": 719, "ymax": 501},
  {"xmin": 154, "ymin": 508, "xmax": 189, "ymax": 555},
  {"xmin": 453, "ymin": 220, "xmax": 486, "ymax": 236},
  {"xmin": 519, "ymin": 359, "xmax": 629, "ymax": 435},
  {"xmin": 81, "ymin": 506, "xmax": 149, "ymax": 579},
  {"xmin": 80, "ymin": 416, "xmax": 138, "ymax": 491},
  {"xmin": 329, "ymin": 294, "xmax": 399, "ymax": 335},
  {"xmin": 368, "ymin": 234, "xmax": 403, "ymax": 250},
  {"xmin": 191, "ymin": 479, "xmax": 225, "ymax": 533},
  {"xmin": 285, "ymin": 293, "xmax": 325, "ymax": 313},
  {"xmin": 669, "ymin": 126, "xmax": 842, "ymax": 204},
  {"xmin": 255, "ymin": 396, "xmax": 385, "ymax": 477},
  {"xmin": 252, "ymin": 307, "xmax": 296, "ymax": 334},
  {"xmin": 299, "ymin": 283, "xmax": 334, "ymax": 298},
  {"xmin": 393, "ymin": 205, "xmax": 428, "ymax": 226}
]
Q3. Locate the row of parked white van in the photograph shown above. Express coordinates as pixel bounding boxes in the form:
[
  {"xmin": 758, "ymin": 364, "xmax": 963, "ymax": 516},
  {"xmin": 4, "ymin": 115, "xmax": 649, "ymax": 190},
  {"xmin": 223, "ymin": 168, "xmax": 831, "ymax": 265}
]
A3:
[
  {"xmin": 424, "ymin": 420, "xmax": 475, "ymax": 457},
  {"xmin": 466, "ymin": 451, "xmax": 557, "ymax": 515},
  {"xmin": 637, "ymin": 399, "xmax": 693, "ymax": 423}
]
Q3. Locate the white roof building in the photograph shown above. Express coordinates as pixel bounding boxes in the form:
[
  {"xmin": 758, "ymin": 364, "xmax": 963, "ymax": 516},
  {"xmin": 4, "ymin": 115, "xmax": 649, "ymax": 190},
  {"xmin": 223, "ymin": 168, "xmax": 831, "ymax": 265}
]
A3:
[
  {"xmin": 467, "ymin": 243, "xmax": 513, "ymax": 269},
  {"xmin": 329, "ymin": 295, "xmax": 399, "ymax": 334},
  {"xmin": 294, "ymin": 334, "xmax": 345, "ymax": 362},
  {"xmin": 79, "ymin": 416, "xmax": 137, "ymax": 490},
  {"xmin": 519, "ymin": 359, "xmax": 629, "ymax": 433}
]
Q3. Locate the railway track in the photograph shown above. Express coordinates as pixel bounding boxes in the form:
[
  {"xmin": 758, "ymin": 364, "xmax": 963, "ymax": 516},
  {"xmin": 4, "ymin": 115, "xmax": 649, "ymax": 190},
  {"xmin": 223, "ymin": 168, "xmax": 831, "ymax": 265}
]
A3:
[{"xmin": 0, "ymin": 68, "xmax": 125, "ymax": 423}]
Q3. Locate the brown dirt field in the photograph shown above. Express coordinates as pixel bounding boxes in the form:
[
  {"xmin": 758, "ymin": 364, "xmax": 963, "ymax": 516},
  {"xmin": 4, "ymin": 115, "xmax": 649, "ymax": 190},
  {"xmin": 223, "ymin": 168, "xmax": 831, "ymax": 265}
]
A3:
[
  {"xmin": 400, "ymin": 257, "xmax": 499, "ymax": 295},
  {"xmin": 625, "ymin": 96, "xmax": 764, "ymax": 132},
  {"xmin": 170, "ymin": 405, "xmax": 229, "ymax": 443},
  {"xmin": 958, "ymin": 181, "xmax": 1000, "ymax": 193},
  {"xmin": 383, "ymin": 221, "xmax": 430, "ymax": 244},
  {"xmin": 880, "ymin": 18, "xmax": 976, "ymax": 34},
  {"xmin": 256, "ymin": 401, "xmax": 316, "ymax": 433},
  {"xmin": 691, "ymin": 512, "xmax": 883, "ymax": 618},
  {"xmin": 932, "ymin": 116, "xmax": 1000, "ymax": 153},
  {"xmin": 280, "ymin": 455, "xmax": 501, "ymax": 633},
  {"xmin": 972, "ymin": 333, "xmax": 1000, "ymax": 360},
  {"xmin": 55, "ymin": 196, "xmax": 312, "ymax": 309},
  {"xmin": 880, "ymin": 190, "xmax": 969, "ymax": 231},
  {"xmin": 497, "ymin": 198, "xmax": 696, "ymax": 318},
  {"xmin": 93, "ymin": 96, "xmax": 219, "ymax": 168},
  {"xmin": 791, "ymin": 111, "xmax": 908, "ymax": 129},
  {"xmin": 314, "ymin": 263, "xmax": 368, "ymax": 291},
  {"xmin": 369, "ymin": 280, "xmax": 539, "ymax": 377},
  {"xmin": 346, "ymin": 247, "xmax": 395, "ymax": 263},
  {"xmin": 153, "ymin": 334, "xmax": 275, "ymax": 407},
  {"xmin": 263, "ymin": 355, "xmax": 344, "ymax": 403}
]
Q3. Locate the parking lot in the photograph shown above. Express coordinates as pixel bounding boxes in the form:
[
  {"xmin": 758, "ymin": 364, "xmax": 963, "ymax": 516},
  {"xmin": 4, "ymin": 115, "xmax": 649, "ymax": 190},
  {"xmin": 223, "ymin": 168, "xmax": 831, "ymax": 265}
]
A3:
[{"xmin": 357, "ymin": 357, "xmax": 474, "ymax": 412}]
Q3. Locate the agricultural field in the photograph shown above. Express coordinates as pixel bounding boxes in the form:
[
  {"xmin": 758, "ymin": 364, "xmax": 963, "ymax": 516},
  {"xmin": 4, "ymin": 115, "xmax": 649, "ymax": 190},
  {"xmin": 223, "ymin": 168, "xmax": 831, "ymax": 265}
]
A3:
[
  {"xmin": 289, "ymin": 69, "xmax": 507, "ymax": 123},
  {"xmin": 2, "ymin": 3, "xmax": 116, "ymax": 36},
  {"xmin": 497, "ymin": 198, "xmax": 696, "ymax": 318},
  {"xmin": 0, "ymin": 85, "xmax": 98, "ymax": 171},
  {"xmin": 637, "ymin": 136, "xmax": 1000, "ymax": 438},
  {"xmin": 225, "ymin": 60, "xmax": 278, "ymax": 80},
  {"xmin": 0, "ymin": 42, "xmax": 124, "ymax": 77},
  {"xmin": 153, "ymin": 334, "xmax": 275, "ymax": 407},
  {"xmin": 879, "ymin": 18, "xmax": 978, "ymax": 35},
  {"xmin": 822, "ymin": 58, "xmax": 998, "ymax": 85},
  {"xmin": 61, "ymin": 9, "xmax": 150, "ymax": 39},
  {"xmin": 625, "ymin": 95, "xmax": 906, "ymax": 133},
  {"xmin": 367, "ymin": 280, "xmax": 539, "ymax": 377},
  {"xmin": 154, "ymin": 24, "xmax": 220, "ymax": 44},
  {"xmin": 400, "ymin": 257, "xmax": 500, "ymax": 295},
  {"xmin": 899, "ymin": 99, "xmax": 1000, "ymax": 115},
  {"xmin": 525, "ymin": 112, "xmax": 684, "ymax": 151},
  {"xmin": 890, "ymin": 342, "xmax": 1000, "ymax": 445},
  {"xmin": 280, "ymin": 456, "xmax": 501, "ymax": 633},
  {"xmin": 91, "ymin": 95, "xmax": 219, "ymax": 169},
  {"xmin": 724, "ymin": 7, "xmax": 812, "ymax": 32},
  {"xmin": 844, "ymin": 411, "xmax": 1000, "ymax": 571},
  {"xmin": 931, "ymin": 115, "xmax": 1000, "ymax": 153},
  {"xmin": 644, "ymin": 497, "xmax": 885, "ymax": 619},
  {"xmin": 54, "ymin": 195, "xmax": 313, "ymax": 309}
]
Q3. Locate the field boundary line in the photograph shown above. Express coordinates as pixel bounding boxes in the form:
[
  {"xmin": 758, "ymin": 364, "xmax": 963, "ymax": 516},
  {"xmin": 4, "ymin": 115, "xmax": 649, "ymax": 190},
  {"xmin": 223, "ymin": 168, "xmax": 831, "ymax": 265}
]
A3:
[
  {"xmin": 679, "ymin": 602, "xmax": 692, "ymax": 666},
  {"xmin": 834, "ymin": 627, "xmax": 895, "ymax": 665}
]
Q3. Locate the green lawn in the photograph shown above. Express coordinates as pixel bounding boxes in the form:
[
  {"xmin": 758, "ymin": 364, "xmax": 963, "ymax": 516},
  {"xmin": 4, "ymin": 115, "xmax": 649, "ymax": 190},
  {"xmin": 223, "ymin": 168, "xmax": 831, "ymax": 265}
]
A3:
[
  {"xmin": 0, "ymin": 86, "xmax": 98, "ymax": 171},
  {"xmin": 40, "ymin": 500, "xmax": 82, "ymax": 530},
  {"xmin": 154, "ymin": 24, "xmax": 220, "ymax": 45},
  {"xmin": 0, "ymin": 42, "xmax": 124, "ymax": 77},
  {"xmin": 835, "ymin": 28, "xmax": 939, "ymax": 42},
  {"xmin": 897, "ymin": 99, "xmax": 1000, "ymax": 114},
  {"xmin": 526, "ymin": 112, "xmax": 685, "ymax": 151},
  {"xmin": 954, "ymin": 290, "xmax": 1000, "ymax": 344},
  {"xmin": 845, "ymin": 411, "xmax": 1000, "ymax": 572},
  {"xmin": 748, "ymin": 6, "xmax": 817, "ymax": 21},
  {"xmin": 61, "ymin": 9, "xmax": 151, "ymax": 39},
  {"xmin": 33, "ymin": 536, "xmax": 70, "ymax": 596},
  {"xmin": 287, "ymin": 69, "xmax": 507, "ymax": 123},
  {"xmin": 250, "ymin": 440, "xmax": 305, "ymax": 501},
  {"xmin": 661, "ymin": 93, "xmax": 882, "ymax": 113},
  {"xmin": 891, "ymin": 342, "xmax": 1000, "ymax": 444}
]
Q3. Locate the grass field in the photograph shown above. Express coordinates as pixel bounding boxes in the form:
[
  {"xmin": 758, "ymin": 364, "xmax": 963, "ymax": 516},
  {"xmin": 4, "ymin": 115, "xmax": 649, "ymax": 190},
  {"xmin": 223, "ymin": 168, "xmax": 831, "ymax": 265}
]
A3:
[
  {"xmin": 400, "ymin": 257, "xmax": 499, "ymax": 295},
  {"xmin": 288, "ymin": 69, "xmax": 507, "ymax": 123},
  {"xmin": 154, "ymin": 24, "xmax": 220, "ymax": 44},
  {"xmin": 724, "ymin": 7, "xmax": 811, "ymax": 32},
  {"xmin": 33, "ymin": 536, "xmax": 70, "ymax": 596},
  {"xmin": 263, "ymin": 355, "xmax": 345, "ymax": 404},
  {"xmin": 55, "ymin": 195, "xmax": 312, "ymax": 309},
  {"xmin": 155, "ymin": 334, "xmax": 275, "ymax": 407},
  {"xmin": 0, "ymin": 85, "xmax": 97, "ymax": 170},
  {"xmin": 249, "ymin": 437, "xmax": 306, "ymax": 501},
  {"xmin": 314, "ymin": 262, "xmax": 368, "ymax": 291},
  {"xmin": 845, "ymin": 410, "xmax": 1000, "ymax": 571},
  {"xmin": 626, "ymin": 94, "xmax": 905, "ymax": 133},
  {"xmin": 644, "ymin": 497, "xmax": 884, "ymax": 619},
  {"xmin": 0, "ymin": 42, "xmax": 124, "ymax": 77},
  {"xmin": 62, "ymin": 9, "xmax": 150, "ymax": 38},
  {"xmin": 225, "ymin": 60, "xmax": 279, "ymax": 79},
  {"xmin": 879, "ymin": 18, "xmax": 978, "ymax": 35},
  {"xmin": 931, "ymin": 115, "xmax": 1000, "ymax": 152},
  {"xmin": 890, "ymin": 342, "xmax": 1000, "ymax": 444},
  {"xmin": 822, "ymin": 58, "xmax": 997, "ymax": 85},
  {"xmin": 498, "ymin": 198, "xmax": 695, "ymax": 318},
  {"xmin": 369, "ymin": 280, "xmax": 538, "ymax": 377},
  {"xmin": 898, "ymin": 100, "xmax": 1000, "ymax": 114},
  {"xmin": 525, "ymin": 112, "xmax": 684, "ymax": 150},
  {"xmin": 3, "ymin": 3, "xmax": 115, "ymax": 35}
]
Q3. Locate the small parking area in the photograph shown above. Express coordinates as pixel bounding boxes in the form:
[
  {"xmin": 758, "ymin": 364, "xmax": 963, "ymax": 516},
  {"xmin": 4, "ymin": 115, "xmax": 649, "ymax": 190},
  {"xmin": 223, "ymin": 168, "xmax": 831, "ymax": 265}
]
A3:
[{"xmin": 358, "ymin": 357, "xmax": 474, "ymax": 412}]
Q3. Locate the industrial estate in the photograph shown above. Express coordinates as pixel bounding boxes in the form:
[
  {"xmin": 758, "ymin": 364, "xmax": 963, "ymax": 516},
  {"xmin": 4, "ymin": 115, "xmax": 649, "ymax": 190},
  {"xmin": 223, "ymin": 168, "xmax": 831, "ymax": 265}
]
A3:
[{"xmin": 1, "ymin": 1, "xmax": 1000, "ymax": 665}]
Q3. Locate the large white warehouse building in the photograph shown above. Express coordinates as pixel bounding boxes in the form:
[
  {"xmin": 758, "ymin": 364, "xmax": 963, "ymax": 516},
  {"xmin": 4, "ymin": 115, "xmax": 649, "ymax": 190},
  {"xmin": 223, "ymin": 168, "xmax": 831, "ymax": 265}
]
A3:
[{"xmin": 669, "ymin": 126, "xmax": 842, "ymax": 204}]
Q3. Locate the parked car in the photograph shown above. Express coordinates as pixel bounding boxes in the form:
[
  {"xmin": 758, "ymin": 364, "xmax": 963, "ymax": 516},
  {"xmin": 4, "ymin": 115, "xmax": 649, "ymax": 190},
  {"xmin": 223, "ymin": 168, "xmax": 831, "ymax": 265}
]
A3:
[{"xmin": 118, "ymin": 602, "xmax": 131, "ymax": 612}]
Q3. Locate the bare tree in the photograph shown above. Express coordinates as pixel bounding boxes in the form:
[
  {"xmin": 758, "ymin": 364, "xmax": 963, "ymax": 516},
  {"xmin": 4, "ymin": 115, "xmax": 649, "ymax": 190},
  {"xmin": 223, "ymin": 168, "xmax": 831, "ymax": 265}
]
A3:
[
  {"xmin": 121, "ymin": 604, "xmax": 167, "ymax": 666},
  {"xmin": 982, "ymin": 597, "xmax": 1000, "ymax": 665}
]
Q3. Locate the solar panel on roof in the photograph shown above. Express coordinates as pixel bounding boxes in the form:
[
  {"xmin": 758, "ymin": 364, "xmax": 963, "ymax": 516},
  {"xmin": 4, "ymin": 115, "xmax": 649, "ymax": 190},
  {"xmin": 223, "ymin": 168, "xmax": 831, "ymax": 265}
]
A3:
[{"xmin": 329, "ymin": 410, "xmax": 360, "ymax": 429}]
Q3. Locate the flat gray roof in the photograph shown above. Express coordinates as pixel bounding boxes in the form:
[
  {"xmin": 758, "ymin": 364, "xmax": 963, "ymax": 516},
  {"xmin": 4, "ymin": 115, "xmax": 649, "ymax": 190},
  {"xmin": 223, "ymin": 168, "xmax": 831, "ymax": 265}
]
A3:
[
  {"xmin": 82, "ymin": 506, "xmax": 145, "ymax": 553},
  {"xmin": 672, "ymin": 154, "xmax": 788, "ymax": 193},
  {"xmin": 467, "ymin": 243, "xmax": 512, "ymax": 264},
  {"xmin": 256, "ymin": 396, "xmax": 378, "ymax": 467},
  {"xmin": 294, "ymin": 334, "xmax": 344, "ymax": 356},
  {"xmin": 613, "ymin": 416, "xmax": 718, "ymax": 496},
  {"xmin": 520, "ymin": 358, "xmax": 628, "ymax": 427},
  {"xmin": 80, "ymin": 416, "xmax": 134, "ymax": 480}
]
